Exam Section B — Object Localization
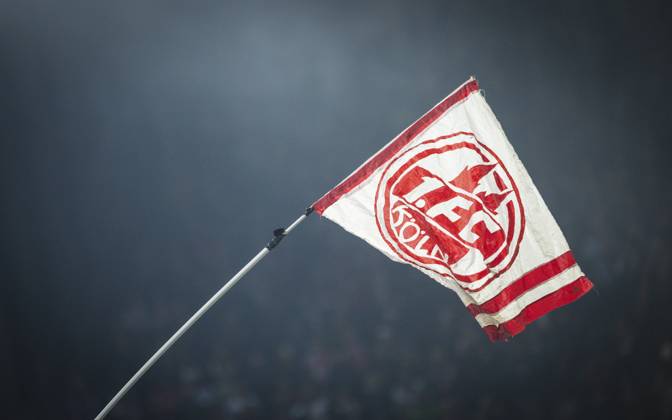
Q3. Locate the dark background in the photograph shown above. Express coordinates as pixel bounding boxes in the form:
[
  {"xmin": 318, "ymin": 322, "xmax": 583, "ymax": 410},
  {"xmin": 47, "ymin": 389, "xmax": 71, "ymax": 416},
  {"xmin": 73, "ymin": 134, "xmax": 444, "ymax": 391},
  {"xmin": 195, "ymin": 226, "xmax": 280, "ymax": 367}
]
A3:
[{"xmin": 2, "ymin": 1, "xmax": 671, "ymax": 419}]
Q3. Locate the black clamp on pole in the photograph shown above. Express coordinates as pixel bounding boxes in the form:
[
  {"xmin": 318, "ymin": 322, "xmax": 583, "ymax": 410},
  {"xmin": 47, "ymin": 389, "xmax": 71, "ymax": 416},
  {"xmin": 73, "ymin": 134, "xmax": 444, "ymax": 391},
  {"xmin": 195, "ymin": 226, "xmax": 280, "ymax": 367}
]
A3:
[
  {"xmin": 266, "ymin": 207, "xmax": 313, "ymax": 251},
  {"xmin": 266, "ymin": 228, "xmax": 286, "ymax": 250}
]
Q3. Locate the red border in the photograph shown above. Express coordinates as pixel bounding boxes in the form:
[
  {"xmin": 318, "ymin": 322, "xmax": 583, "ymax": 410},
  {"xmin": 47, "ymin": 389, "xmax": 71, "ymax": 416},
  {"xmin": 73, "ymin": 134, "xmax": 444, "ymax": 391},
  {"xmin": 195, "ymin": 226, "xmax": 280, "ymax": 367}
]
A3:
[
  {"xmin": 469, "ymin": 251, "xmax": 594, "ymax": 342},
  {"xmin": 466, "ymin": 251, "xmax": 577, "ymax": 316},
  {"xmin": 312, "ymin": 78, "xmax": 480, "ymax": 214},
  {"xmin": 482, "ymin": 276, "xmax": 592, "ymax": 342}
]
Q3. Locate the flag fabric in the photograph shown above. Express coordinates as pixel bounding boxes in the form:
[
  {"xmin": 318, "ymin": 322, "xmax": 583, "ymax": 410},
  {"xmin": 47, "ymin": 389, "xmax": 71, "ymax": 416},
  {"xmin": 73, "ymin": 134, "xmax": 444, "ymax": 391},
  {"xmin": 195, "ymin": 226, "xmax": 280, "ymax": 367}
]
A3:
[{"xmin": 312, "ymin": 78, "xmax": 592, "ymax": 341}]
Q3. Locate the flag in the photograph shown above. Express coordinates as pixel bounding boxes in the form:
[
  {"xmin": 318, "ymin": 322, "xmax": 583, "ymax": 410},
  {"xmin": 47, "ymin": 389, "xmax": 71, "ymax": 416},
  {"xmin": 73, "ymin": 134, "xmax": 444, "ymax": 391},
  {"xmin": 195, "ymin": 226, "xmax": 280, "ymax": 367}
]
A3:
[{"xmin": 312, "ymin": 78, "xmax": 592, "ymax": 341}]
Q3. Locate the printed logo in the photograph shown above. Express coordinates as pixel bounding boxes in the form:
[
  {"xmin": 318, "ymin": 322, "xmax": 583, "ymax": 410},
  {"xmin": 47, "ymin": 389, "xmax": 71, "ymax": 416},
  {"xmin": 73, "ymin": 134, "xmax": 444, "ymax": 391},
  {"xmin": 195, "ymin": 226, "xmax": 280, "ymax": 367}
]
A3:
[{"xmin": 375, "ymin": 132, "xmax": 524, "ymax": 289}]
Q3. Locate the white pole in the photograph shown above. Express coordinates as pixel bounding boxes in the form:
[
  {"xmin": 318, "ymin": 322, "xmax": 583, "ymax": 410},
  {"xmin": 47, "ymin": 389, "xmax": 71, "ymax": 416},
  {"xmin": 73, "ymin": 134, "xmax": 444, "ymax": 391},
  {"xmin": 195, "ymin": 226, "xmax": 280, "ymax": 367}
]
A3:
[{"xmin": 94, "ymin": 211, "xmax": 311, "ymax": 420}]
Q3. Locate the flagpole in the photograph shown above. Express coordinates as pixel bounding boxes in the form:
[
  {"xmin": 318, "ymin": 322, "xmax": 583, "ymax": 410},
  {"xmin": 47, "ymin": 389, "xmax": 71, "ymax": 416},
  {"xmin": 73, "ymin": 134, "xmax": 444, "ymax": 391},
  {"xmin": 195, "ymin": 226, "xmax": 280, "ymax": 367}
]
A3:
[{"xmin": 93, "ymin": 208, "xmax": 313, "ymax": 420}]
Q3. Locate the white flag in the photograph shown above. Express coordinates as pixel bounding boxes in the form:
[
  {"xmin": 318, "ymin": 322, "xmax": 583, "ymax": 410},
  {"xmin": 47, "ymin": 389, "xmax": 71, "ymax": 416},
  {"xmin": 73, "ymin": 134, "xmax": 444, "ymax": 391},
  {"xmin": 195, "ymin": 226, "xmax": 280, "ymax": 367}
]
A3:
[{"xmin": 312, "ymin": 78, "xmax": 592, "ymax": 341}]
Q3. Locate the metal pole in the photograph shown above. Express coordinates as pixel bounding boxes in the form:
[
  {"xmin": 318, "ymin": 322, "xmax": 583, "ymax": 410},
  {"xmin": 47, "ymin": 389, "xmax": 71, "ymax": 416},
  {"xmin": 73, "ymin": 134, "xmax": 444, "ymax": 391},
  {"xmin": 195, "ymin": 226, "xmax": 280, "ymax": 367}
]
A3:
[{"xmin": 94, "ymin": 209, "xmax": 312, "ymax": 420}]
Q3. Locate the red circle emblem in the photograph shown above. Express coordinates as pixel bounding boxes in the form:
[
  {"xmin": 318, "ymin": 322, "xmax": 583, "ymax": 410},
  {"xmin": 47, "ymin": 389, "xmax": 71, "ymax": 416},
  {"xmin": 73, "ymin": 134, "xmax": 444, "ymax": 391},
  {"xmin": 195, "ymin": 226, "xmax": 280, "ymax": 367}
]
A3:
[{"xmin": 374, "ymin": 132, "xmax": 525, "ymax": 291}]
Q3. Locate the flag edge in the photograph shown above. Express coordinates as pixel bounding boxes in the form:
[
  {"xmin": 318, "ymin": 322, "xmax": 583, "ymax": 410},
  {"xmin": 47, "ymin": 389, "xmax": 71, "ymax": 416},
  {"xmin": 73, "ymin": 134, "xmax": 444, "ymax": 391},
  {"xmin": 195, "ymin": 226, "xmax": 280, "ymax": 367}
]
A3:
[
  {"xmin": 312, "ymin": 77, "xmax": 480, "ymax": 214},
  {"xmin": 482, "ymin": 276, "xmax": 593, "ymax": 342}
]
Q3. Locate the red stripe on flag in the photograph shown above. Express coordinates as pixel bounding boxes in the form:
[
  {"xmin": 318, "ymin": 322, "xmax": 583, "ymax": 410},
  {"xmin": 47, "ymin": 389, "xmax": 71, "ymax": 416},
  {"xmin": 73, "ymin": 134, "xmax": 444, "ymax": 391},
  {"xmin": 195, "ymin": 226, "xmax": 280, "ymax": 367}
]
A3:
[
  {"xmin": 482, "ymin": 276, "xmax": 593, "ymax": 342},
  {"xmin": 312, "ymin": 78, "xmax": 480, "ymax": 214},
  {"xmin": 466, "ymin": 251, "xmax": 577, "ymax": 316}
]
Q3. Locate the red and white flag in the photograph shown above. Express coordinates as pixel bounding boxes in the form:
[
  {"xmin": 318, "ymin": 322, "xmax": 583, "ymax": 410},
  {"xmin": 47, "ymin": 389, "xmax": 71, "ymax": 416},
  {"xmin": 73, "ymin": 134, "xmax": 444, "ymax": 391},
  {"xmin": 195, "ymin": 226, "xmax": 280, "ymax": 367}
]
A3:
[{"xmin": 312, "ymin": 78, "xmax": 592, "ymax": 341}]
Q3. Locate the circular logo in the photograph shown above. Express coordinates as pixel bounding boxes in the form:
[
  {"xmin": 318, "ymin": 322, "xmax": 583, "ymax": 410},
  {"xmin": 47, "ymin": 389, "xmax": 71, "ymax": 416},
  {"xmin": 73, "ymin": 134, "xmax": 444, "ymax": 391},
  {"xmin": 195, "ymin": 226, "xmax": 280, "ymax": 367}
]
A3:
[{"xmin": 374, "ymin": 132, "xmax": 524, "ymax": 290}]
